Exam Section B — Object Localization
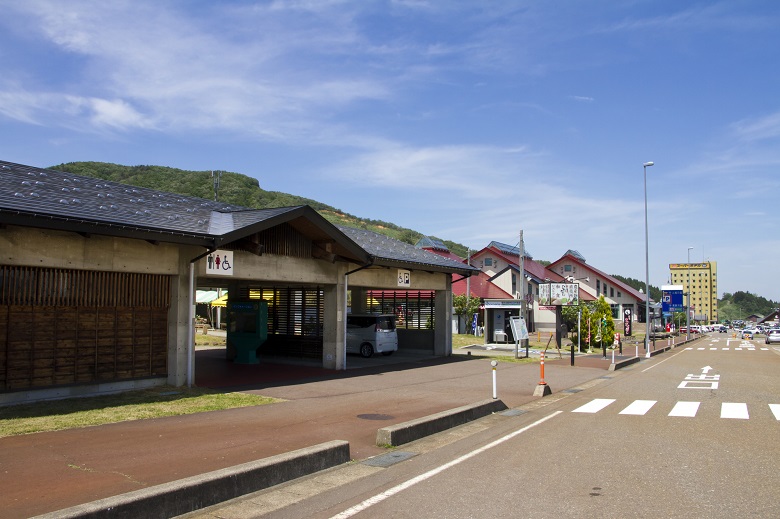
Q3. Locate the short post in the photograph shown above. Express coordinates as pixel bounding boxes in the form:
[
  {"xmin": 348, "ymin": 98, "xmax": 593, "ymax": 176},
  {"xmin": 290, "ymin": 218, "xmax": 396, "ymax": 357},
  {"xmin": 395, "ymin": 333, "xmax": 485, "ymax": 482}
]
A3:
[
  {"xmin": 611, "ymin": 348, "xmax": 615, "ymax": 364},
  {"xmin": 533, "ymin": 352, "xmax": 552, "ymax": 396},
  {"xmin": 491, "ymin": 360, "xmax": 498, "ymax": 399}
]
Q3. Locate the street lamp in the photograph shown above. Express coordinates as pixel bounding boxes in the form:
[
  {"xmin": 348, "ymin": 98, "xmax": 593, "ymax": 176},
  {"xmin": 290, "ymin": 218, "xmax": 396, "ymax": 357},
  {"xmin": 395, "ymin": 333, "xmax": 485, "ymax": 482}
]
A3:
[
  {"xmin": 687, "ymin": 246, "xmax": 693, "ymax": 341},
  {"xmin": 643, "ymin": 161, "xmax": 654, "ymax": 358}
]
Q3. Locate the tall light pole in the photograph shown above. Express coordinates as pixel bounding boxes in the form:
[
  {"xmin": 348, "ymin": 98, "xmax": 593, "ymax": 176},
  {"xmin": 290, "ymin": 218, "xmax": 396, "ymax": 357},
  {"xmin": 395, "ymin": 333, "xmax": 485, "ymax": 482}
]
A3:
[
  {"xmin": 643, "ymin": 161, "xmax": 654, "ymax": 358},
  {"xmin": 687, "ymin": 246, "xmax": 693, "ymax": 341}
]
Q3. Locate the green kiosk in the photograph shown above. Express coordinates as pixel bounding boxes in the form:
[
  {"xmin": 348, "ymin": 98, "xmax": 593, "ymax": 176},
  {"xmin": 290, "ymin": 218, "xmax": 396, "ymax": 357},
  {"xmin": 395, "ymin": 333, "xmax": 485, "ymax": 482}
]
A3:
[{"xmin": 226, "ymin": 300, "xmax": 268, "ymax": 364}]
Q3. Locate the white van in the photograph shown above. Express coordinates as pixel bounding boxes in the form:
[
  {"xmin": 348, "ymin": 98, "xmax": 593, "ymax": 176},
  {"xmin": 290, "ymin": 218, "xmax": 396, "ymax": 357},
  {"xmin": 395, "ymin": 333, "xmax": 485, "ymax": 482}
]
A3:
[{"xmin": 346, "ymin": 314, "xmax": 398, "ymax": 358}]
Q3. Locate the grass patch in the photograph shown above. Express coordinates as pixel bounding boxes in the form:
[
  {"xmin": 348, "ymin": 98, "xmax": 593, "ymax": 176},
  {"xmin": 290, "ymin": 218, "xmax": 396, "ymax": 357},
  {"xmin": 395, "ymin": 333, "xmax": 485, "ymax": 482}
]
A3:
[
  {"xmin": 195, "ymin": 333, "xmax": 226, "ymax": 348},
  {"xmin": 0, "ymin": 386, "xmax": 280, "ymax": 438}
]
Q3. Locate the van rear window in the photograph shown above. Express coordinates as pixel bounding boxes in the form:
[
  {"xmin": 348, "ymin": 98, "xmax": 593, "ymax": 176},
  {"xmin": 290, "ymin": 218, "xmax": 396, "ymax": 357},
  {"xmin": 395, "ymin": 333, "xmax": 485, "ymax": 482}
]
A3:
[{"xmin": 377, "ymin": 316, "xmax": 396, "ymax": 330}]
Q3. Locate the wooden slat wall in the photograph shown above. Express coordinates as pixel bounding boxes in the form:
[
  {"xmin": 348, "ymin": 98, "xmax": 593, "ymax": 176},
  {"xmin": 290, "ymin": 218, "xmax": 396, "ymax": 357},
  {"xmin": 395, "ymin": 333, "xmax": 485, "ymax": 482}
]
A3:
[{"xmin": 0, "ymin": 266, "xmax": 171, "ymax": 392}]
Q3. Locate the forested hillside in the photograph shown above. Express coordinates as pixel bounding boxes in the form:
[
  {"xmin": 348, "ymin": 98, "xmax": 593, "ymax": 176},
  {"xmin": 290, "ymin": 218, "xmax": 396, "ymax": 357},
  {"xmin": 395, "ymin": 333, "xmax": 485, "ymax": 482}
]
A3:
[
  {"xmin": 50, "ymin": 161, "xmax": 469, "ymax": 257},
  {"xmin": 719, "ymin": 292, "xmax": 779, "ymax": 321},
  {"xmin": 611, "ymin": 274, "xmax": 662, "ymax": 301}
]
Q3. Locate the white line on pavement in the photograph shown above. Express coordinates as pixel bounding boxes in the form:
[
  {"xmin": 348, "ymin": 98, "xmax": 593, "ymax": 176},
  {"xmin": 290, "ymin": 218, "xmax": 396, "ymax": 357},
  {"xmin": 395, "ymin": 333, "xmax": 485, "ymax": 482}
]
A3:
[
  {"xmin": 619, "ymin": 400, "xmax": 657, "ymax": 415},
  {"xmin": 329, "ymin": 411, "xmax": 562, "ymax": 519},
  {"xmin": 668, "ymin": 401, "xmax": 700, "ymax": 417},
  {"xmin": 572, "ymin": 399, "xmax": 616, "ymax": 413},
  {"xmin": 721, "ymin": 402, "xmax": 749, "ymax": 420}
]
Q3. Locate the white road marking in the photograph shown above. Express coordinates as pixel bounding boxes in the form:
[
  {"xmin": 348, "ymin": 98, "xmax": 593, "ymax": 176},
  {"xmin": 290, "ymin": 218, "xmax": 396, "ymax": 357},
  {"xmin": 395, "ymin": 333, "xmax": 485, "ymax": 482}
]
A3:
[
  {"xmin": 572, "ymin": 399, "xmax": 615, "ymax": 413},
  {"xmin": 721, "ymin": 403, "xmax": 749, "ymax": 420},
  {"xmin": 619, "ymin": 400, "xmax": 657, "ymax": 415},
  {"xmin": 329, "ymin": 411, "xmax": 561, "ymax": 519},
  {"xmin": 769, "ymin": 404, "xmax": 780, "ymax": 420},
  {"xmin": 668, "ymin": 401, "xmax": 700, "ymax": 417}
]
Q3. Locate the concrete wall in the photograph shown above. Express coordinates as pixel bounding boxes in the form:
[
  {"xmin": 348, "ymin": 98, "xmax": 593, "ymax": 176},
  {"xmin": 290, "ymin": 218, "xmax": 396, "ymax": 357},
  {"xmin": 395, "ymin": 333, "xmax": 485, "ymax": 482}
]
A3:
[{"xmin": 0, "ymin": 226, "xmax": 181, "ymax": 274}]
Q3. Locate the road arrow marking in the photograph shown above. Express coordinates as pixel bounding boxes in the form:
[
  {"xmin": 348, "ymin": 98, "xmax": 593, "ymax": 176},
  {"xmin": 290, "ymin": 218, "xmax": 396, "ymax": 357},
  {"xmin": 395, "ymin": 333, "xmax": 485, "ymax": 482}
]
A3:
[{"xmin": 701, "ymin": 366, "xmax": 712, "ymax": 374}]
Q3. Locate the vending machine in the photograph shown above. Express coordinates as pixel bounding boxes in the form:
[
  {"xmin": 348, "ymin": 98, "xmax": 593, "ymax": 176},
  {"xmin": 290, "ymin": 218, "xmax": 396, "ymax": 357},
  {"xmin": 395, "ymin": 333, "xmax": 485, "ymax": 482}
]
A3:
[{"xmin": 226, "ymin": 300, "xmax": 268, "ymax": 364}]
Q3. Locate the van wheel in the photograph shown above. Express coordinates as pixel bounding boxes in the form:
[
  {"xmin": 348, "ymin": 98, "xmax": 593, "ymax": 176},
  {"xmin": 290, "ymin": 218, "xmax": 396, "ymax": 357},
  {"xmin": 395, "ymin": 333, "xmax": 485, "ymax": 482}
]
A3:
[
  {"xmin": 381, "ymin": 351, "xmax": 394, "ymax": 356},
  {"xmin": 360, "ymin": 343, "xmax": 374, "ymax": 358}
]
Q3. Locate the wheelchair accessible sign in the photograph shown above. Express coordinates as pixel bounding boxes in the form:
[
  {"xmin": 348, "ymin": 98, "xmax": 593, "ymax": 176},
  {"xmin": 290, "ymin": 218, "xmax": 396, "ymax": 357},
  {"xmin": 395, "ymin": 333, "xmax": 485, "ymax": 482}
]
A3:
[{"xmin": 206, "ymin": 250, "xmax": 234, "ymax": 276}]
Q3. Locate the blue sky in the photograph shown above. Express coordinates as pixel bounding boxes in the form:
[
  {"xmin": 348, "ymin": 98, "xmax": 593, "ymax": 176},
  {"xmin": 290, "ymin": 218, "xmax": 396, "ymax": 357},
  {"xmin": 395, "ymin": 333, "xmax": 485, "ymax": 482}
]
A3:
[{"xmin": 1, "ymin": 1, "xmax": 779, "ymax": 302}]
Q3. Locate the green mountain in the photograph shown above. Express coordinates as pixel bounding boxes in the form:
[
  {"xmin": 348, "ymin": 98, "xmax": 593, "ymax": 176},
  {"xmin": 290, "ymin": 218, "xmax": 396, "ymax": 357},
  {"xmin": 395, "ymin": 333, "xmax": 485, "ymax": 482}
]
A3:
[
  {"xmin": 719, "ymin": 291, "xmax": 779, "ymax": 322},
  {"xmin": 49, "ymin": 161, "xmax": 470, "ymax": 257}
]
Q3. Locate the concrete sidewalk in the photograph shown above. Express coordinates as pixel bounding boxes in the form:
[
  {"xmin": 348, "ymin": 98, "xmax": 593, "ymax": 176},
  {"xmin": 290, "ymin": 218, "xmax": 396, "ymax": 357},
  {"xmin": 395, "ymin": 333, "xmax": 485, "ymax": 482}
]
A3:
[{"xmin": 2, "ymin": 350, "xmax": 621, "ymax": 518}]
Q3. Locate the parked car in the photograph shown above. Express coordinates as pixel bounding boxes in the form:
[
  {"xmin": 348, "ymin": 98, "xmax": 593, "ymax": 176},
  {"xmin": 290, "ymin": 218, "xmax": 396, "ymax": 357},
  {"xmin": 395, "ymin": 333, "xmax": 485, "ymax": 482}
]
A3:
[
  {"xmin": 346, "ymin": 314, "xmax": 398, "ymax": 358},
  {"xmin": 766, "ymin": 329, "xmax": 780, "ymax": 344}
]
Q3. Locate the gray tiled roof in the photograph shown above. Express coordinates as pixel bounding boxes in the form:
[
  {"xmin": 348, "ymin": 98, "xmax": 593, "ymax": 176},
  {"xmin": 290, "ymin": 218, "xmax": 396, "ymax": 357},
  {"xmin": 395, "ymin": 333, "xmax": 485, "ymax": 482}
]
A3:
[
  {"xmin": 0, "ymin": 160, "xmax": 238, "ymax": 240},
  {"xmin": 0, "ymin": 160, "xmax": 475, "ymax": 275},
  {"xmin": 339, "ymin": 226, "xmax": 477, "ymax": 275}
]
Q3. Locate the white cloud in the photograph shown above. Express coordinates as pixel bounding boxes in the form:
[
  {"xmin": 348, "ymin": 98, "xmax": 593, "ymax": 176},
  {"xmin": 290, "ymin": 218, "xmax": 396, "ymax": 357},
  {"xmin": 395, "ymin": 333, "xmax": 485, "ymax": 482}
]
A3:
[{"xmin": 731, "ymin": 111, "xmax": 780, "ymax": 142}]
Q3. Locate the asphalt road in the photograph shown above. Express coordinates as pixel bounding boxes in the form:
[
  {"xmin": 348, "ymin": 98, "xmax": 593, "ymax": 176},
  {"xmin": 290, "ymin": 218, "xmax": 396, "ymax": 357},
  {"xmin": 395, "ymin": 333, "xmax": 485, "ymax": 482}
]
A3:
[{"xmin": 187, "ymin": 335, "xmax": 780, "ymax": 518}]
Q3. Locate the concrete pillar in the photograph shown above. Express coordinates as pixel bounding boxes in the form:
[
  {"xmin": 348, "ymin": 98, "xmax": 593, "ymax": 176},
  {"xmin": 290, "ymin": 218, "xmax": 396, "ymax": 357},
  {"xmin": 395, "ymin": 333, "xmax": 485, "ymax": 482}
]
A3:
[
  {"xmin": 434, "ymin": 278, "xmax": 453, "ymax": 356},
  {"xmin": 168, "ymin": 253, "xmax": 193, "ymax": 387},
  {"xmin": 351, "ymin": 287, "xmax": 368, "ymax": 314},
  {"xmin": 323, "ymin": 263, "xmax": 348, "ymax": 370}
]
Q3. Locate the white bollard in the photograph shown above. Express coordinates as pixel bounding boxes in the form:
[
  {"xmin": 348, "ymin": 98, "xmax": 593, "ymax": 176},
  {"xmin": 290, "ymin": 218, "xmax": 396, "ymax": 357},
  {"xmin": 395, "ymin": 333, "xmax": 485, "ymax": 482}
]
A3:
[{"xmin": 491, "ymin": 360, "xmax": 498, "ymax": 399}]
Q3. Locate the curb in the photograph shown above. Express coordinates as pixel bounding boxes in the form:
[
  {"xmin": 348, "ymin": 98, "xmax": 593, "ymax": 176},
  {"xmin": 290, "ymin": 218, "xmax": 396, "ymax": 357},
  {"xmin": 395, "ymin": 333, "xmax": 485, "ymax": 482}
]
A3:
[
  {"xmin": 608, "ymin": 356, "xmax": 641, "ymax": 371},
  {"xmin": 376, "ymin": 399, "xmax": 508, "ymax": 447},
  {"xmin": 33, "ymin": 440, "xmax": 350, "ymax": 519}
]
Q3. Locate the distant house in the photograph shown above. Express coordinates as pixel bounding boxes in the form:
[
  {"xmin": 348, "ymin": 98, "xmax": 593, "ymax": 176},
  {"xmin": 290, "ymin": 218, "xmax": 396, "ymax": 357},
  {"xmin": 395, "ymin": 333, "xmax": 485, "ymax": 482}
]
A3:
[{"xmin": 548, "ymin": 250, "xmax": 649, "ymax": 326}]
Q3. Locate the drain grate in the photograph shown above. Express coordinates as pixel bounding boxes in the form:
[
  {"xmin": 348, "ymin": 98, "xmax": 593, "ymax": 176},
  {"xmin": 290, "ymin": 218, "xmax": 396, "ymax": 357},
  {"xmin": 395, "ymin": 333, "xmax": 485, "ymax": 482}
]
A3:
[
  {"xmin": 500, "ymin": 409, "xmax": 528, "ymax": 417},
  {"xmin": 357, "ymin": 413, "xmax": 395, "ymax": 421},
  {"xmin": 363, "ymin": 451, "xmax": 417, "ymax": 468}
]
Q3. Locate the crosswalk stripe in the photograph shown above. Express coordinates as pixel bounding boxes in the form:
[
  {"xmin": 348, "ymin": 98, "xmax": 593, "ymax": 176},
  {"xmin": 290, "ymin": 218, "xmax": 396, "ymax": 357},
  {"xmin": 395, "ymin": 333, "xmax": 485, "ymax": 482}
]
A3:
[
  {"xmin": 619, "ymin": 400, "xmax": 657, "ymax": 415},
  {"xmin": 572, "ymin": 399, "xmax": 615, "ymax": 413},
  {"xmin": 573, "ymin": 399, "xmax": 780, "ymax": 421},
  {"xmin": 721, "ymin": 402, "xmax": 749, "ymax": 419},
  {"xmin": 668, "ymin": 401, "xmax": 700, "ymax": 417}
]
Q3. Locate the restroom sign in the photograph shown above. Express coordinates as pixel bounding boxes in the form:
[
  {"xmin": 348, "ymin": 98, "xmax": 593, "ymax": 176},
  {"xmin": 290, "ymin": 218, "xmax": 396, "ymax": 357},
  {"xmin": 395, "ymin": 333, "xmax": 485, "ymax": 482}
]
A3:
[
  {"xmin": 397, "ymin": 269, "xmax": 411, "ymax": 287},
  {"xmin": 206, "ymin": 250, "xmax": 234, "ymax": 276}
]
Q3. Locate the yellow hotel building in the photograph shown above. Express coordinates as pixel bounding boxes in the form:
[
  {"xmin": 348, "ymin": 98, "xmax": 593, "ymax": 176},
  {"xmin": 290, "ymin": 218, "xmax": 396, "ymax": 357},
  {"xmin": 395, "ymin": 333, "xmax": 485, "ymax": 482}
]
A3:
[{"xmin": 669, "ymin": 261, "xmax": 718, "ymax": 323}]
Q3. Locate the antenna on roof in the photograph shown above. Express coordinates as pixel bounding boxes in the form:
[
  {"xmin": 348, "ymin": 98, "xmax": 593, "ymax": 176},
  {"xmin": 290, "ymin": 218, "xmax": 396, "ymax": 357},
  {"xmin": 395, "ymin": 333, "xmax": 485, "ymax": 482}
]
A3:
[{"xmin": 212, "ymin": 170, "xmax": 221, "ymax": 201}]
